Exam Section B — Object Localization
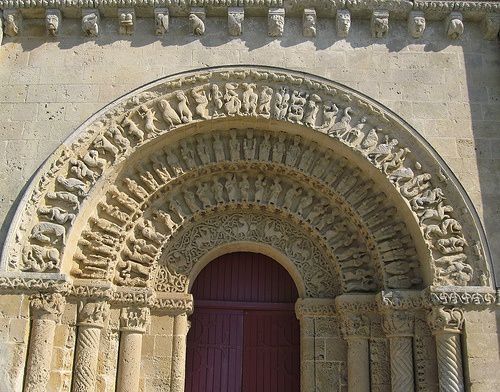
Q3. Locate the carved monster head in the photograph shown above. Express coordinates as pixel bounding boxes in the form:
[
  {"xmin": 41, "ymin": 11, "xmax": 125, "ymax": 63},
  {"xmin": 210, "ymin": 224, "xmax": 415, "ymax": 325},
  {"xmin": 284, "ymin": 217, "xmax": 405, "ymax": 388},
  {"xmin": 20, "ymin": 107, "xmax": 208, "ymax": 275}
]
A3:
[
  {"xmin": 46, "ymin": 14, "xmax": 59, "ymax": 36},
  {"xmin": 82, "ymin": 13, "xmax": 99, "ymax": 37},
  {"xmin": 336, "ymin": 10, "xmax": 351, "ymax": 38},
  {"xmin": 409, "ymin": 16, "xmax": 426, "ymax": 38}
]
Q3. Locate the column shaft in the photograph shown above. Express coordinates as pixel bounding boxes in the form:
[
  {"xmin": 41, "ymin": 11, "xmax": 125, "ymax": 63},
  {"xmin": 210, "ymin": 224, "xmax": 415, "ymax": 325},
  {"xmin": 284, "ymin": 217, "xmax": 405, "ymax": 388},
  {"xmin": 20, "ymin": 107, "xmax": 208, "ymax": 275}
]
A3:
[
  {"xmin": 347, "ymin": 337, "xmax": 370, "ymax": 392},
  {"xmin": 388, "ymin": 336, "xmax": 414, "ymax": 392},
  {"xmin": 170, "ymin": 313, "xmax": 188, "ymax": 392},
  {"xmin": 435, "ymin": 333, "xmax": 464, "ymax": 392},
  {"xmin": 24, "ymin": 318, "xmax": 56, "ymax": 392},
  {"xmin": 116, "ymin": 331, "xmax": 143, "ymax": 392},
  {"xmin": 72, "ymin": 325, "xmax": 103, "ymax": 392}
]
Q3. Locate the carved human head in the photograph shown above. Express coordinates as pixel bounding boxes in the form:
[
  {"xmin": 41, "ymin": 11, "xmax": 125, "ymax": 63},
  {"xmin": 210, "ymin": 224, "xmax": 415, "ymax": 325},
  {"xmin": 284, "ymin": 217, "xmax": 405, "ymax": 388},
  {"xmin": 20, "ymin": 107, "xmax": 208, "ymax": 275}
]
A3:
[
  {"xmin": 336, "ymin": 10, "xmax": 351, "ymax": 37},
  {"xmin": 409, "ymin": 12, "xmax": 426, "ymax": 38},
  {"xmin": 46, "ymin": 14, "xmax": 59, "ymax": 36}
]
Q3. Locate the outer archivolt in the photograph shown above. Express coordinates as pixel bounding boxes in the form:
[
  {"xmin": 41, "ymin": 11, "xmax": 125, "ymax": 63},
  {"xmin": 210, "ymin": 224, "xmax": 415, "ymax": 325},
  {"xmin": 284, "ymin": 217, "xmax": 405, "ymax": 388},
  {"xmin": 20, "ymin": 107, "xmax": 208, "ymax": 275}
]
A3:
[{"xmin": 1, "ymin": 66, "xmax": 489, "ymax": 293}]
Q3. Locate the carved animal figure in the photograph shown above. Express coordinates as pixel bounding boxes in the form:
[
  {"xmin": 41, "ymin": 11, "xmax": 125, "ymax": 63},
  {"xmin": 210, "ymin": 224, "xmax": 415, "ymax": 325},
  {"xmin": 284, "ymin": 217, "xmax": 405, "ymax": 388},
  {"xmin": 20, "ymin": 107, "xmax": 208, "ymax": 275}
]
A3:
[
  {"xmin": 107, "ymin": 123, "xmax": 130, "ymax": 152},
  {"xmin": 318, "ymin": 101, "xmax": 339, "ymax": 131},
  {"xmin": 83, "ymin": 149, "xmax": 106, "ymax": 169},
  {"xmin": 400, "ymin": 173, "xmax": 432, "ymax": 198},
  {"xmin": 119, "ymin": 12, "xmax": 134, "ymax": 35},
  {"xmin": 56, "ymin": 176, "xmax": 87, "ymax": 197},
  {"xmin": 447, "ymin": 18, "xmax": 464, "ymax": 39},
  {"xmin": 122, "ymin": 116, "xmax": 144, "ymax": 142},
  {"xmin": 436, "ymin": 236, "xmax": 467, "ymax": 254},
  {"xmin": 411, "ymin": 188, "xmax": 445, "ymax": 210},
  {"xmin": 46, "ymin": 191, "xmax": 80, "ymax": 211},
  {"xmin": 372, "ymin": 16, "xmax": 389, "ymax": 38},
  {"xmin": 328, "ymin": 106, "xmax": 352, "ymax": 138},
  {"xmin": 82, "ymin": 13, "xmax": 99, "ymax": 36},
  {"xmin": 30, "ymin": 222, "xmax": 66, "ymax": 245},
  {"xmin": 191, "ymin": 86, "xmax": 210, "ymax": 119},
  {"xmin": 155, "ymin": 12, "xmax": 169, "ymax": 35},
  {"xmin": 424, "ymin": 218, "xmax": 462, "ymax": 240},
  {"xmin": 176, "ymin": 91, "xmax": 192, "ymax": 123},
  {"xmin": 93, "ymin": 135, "xmax": 119, "ymax": 160},
  {"xmin": 189, "ymin": 13, "xmax": 205, "ymax": 35},
  {"xmin": 159, "ymin": 99, "xmax": 182, "ymax": 128},
  {"xmin": 435, "ymin": 254, "xmax": 472, "ymax": 286},
  {"xmin": 268, "ymin": 14, "xmax": 284, "ymax": 36},
  {"xmin": 367, "ymin": 136, "xmax": 399, "ymax": 165},
  {"xmin": 228, "ymin": 12, "xmax": 243, "ymax": 36},
  {"xmin": 70, "ymin": 158, "xmax": 97, "ymax": 183},
  {"xmin": 21, "ymin": 245, "xmax": 60, "ymax": 272},
  {"xmin": 38, "ymin": 206, "xmax": 76, "ymax": 225},
  {"xmin": 303, "ymin": 14, "xmax": 316, "ymax": 37},
  {"xmin": 139, "ymin": 105, "xmax": 158, "ymax": 135},
  {"xmin": 417, "ymin": 201, "xmax": 453, "ymax": 224}
]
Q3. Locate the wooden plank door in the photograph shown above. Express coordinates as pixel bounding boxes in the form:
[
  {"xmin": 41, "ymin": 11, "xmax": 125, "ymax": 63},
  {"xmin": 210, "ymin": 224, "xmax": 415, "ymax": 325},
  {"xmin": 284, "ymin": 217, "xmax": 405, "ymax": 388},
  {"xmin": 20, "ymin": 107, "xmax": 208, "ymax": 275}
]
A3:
[{"xmin": 185, "ymin": 307, "xmax": 244, "ymax": 392}]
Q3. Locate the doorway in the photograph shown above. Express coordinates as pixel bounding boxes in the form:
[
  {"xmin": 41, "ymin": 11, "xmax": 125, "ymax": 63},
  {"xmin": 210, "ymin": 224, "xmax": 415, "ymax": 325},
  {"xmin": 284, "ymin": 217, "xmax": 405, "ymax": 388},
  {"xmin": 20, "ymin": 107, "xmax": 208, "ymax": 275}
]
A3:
[{"xmin": 185, "ymin": 252, "xmax": 300, "ymax": 392}]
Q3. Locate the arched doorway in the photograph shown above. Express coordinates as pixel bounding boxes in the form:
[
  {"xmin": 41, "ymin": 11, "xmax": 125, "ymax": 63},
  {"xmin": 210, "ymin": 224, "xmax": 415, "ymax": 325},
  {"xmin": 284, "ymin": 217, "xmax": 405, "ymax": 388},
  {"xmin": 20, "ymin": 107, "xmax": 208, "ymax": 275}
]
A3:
[{"xmin": 185, "ymin": 252, "xmax": 300, "ymax": 392}]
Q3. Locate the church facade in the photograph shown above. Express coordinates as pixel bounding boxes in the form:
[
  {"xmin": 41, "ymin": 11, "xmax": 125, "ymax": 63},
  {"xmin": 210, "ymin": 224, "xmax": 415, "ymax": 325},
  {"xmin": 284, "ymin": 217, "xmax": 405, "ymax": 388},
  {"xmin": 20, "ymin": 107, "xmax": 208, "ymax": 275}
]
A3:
[{"xmin": 0, "ymin": 1, "xmax": 499, "ymax": 391}]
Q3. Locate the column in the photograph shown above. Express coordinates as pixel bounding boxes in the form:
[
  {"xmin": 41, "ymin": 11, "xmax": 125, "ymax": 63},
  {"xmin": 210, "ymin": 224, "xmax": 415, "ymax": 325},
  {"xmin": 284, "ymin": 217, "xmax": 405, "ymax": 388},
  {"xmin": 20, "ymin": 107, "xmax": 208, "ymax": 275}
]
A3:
[
  {"xmin": 116, "ymin": 307, "xmax": 150, "ymax": 392},
  {"xmin": 342, "ymin": 314, "xmax": 371, "ymax": 392},
  {"xmin": 24, "ymin": 293, "xmax": 66, "ymax": 392},
  {"xmin": 170, "ymin": 312, "xmax": 189, "ymax": 392},
  {"xmin": 72, "ymin": 300, "xmax": 110, "ymax": 392},
  {"xmin": 382, "ymin": 311, "xmax": 415, "ymax": 392},
  {"xmin": 427, "ymin": 307, "xmax": 465, "ymax": 392}
]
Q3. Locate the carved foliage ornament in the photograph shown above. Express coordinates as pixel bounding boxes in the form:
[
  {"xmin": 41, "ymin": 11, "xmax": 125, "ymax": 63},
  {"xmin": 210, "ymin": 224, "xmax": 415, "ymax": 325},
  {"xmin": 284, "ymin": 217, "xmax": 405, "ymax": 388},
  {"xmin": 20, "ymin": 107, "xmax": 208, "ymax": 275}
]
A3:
[{"xmin": 2, "ymin": 67, "xmax": 487, "ymax": 294}]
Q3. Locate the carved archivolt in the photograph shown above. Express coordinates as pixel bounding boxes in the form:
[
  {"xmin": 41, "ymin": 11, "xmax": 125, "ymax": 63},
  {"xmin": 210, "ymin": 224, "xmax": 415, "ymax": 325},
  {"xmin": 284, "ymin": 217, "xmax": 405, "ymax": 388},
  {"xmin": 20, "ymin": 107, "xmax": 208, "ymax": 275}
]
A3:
[{"xmin": 0, "ymin": 66, "xmax": 491, "ymax": 297}]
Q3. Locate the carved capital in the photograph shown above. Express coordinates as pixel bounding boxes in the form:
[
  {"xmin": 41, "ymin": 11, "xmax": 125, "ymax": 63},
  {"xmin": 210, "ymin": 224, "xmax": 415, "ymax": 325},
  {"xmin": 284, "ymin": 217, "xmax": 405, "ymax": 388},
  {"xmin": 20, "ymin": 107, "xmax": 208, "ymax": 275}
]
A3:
[
  {"xmin": 427, "ymin": 307, "xmax": 464, "ymax": 335},
  {"xmin": 295, "ymin": 298, "xmax": 336, "ymax": 320},
  {"xmin": 341, "ymin": 314, "xmax": 370, "ymax": 339},
  {"xmin": 77, "ymin": 300, "xmax": 110, "ymax": 328},
  {"xmin": 120, "ymin": 306, "xmax": 150, "ymax": 333},
  {"xmin": 382, "ymin": 311, "xmax": 414, "ymax": 337},
  {"xmin": 30, "ymin": 292, "xmax": 66, "ymax": 321}
]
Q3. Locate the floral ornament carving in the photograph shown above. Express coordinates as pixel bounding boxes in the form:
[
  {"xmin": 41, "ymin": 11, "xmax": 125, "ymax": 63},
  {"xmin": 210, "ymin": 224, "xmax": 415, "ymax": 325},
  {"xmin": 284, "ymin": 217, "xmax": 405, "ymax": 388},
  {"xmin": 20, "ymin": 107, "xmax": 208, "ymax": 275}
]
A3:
[
  {"xmin": 120, "ymin": 307, "xmax": 150, "ymax": 332},
  {"xmin": 2, "ymin": 66, "xmax": 486, "ymax": 295},
  {"xmin": 30, "ymin": 292, "xmax": 66, "ymax": 321},
  {"xmin": 427, "ymin": 307, "xmax": 464, "ymax": 334}
]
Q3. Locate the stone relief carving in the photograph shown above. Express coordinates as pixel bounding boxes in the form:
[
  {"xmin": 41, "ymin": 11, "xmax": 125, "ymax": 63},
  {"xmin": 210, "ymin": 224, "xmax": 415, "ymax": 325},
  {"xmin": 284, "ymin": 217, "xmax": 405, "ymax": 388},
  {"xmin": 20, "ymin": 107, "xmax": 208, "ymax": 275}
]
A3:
[
  {"xmin": 268, "ymin": 8, "xmax": 285, "ymax": 37},
  {"xmin": 445, "ymin": 12, "xmax": 464, "ymax": 40},
  {"xmin": 3, "ymin": 9, "xmax": 21, "ymax": 37},
  {"xmin": 336, "ymin": 10, "xmax": 351, "ymax": 38},
  {"xmin": 154, "ymin": 8, "xmax": 169, "ymax": 35},
  {"xmin": 30, "ymin": 292, "xmax": 66, "ymax": 320},
  {"xmin": 118, "ymin": 9, "xmax": 135, "ymax": 35},
  {"xmin": 303, "ymin": 9, "xmax": 316, "ymax": 38},
  {"xmin": 228, "ymin": 7, "xmax": 244, "ymax": 36},
  {"xmin": 371, "ymin": 10, "xmax": 389, "ymax": 38},
  {"xmin": 82, "ymin": 9, "xmax": 99, "ymax": 37},
  {"xmin": 189, "ymin": 9, "xmax": 205, "ymax": 36},
  {"xmin": 408, "ymin": 11, "xmax": 426, "ymax": 38},
  {"xmin": 120, "ymin": 307, "xmax": 150, "ymax": 332},
  {"xmin": 45, "ymin": 9, "xmax": 60, "ymax": 36}
]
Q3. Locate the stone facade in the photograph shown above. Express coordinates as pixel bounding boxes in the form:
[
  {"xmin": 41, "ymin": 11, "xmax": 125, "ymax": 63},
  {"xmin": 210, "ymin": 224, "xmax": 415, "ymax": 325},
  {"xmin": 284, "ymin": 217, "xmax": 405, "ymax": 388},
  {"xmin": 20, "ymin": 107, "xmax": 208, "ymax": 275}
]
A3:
[{"xmin": 0, "ymin": 1, "xmax": 499, "ymax": 391}]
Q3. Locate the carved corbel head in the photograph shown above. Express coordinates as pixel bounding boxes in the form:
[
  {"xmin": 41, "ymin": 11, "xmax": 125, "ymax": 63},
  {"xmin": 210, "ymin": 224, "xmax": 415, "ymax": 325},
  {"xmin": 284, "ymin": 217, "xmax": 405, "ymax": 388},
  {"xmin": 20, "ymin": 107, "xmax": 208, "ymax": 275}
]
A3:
[
  {"xmin": 303, "ymin": 9, "xmax": 317, "ymax": 38},
  {"xmin": 189, "ymin": 8, "xmax": 206, "ymax": 36},
  {"xmin": 481, "ymin": 13, "xmax": 500, "ymax": 41},
  {"xmin": 154, "ymin": 8, "xmax": 169, "ymax": 36},
  {"xmin": 118, "ymin": 8, "xmax": 135, "ymax": 35},
  {"xmin": 445, "ymin": 12, "xmax": 464, "ymax": 40},
  {"xmin": 228, "ymin": 7, "xmax": 244, "ymax": 37},
  {"xmin": 46, "ymin": 9, "xmax": 61, "ymax": 37},
  {"xmin": 336, "ymin": 10, "xmax": 351, "ymax": 38},
  {"xmin": 3, "ymin": 10, "xmax": 22, "ymax": 38},
  {"xmin": 82, "ymin": 9, "xmax": 100, "ymax": 37},
  {"xmin": 408, "ymin": 11, "xmax": 426, "ymax": 39},
  {"xmin": 268, "ymin": 8, "xmax": 285, "ymax": 37},
  {"xmin": 371, "ymin": 10, "xmax": 389, "ymax": 38}
]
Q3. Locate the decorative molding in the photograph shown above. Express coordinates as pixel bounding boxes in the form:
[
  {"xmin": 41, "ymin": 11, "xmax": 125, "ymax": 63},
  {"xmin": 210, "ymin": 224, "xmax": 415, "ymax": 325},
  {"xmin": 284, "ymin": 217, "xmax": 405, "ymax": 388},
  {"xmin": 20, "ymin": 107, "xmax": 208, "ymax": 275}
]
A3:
[
  {"xmin": 424, "ymin": 286, "xmax": 496, "ymax": 306},
  {"xmin": 377, "ymin": 290, "xmax": 424, "ymax": 310},
  {"xmin": 295, "ymin": 298, "xmax": 336, "ymax": 318}
]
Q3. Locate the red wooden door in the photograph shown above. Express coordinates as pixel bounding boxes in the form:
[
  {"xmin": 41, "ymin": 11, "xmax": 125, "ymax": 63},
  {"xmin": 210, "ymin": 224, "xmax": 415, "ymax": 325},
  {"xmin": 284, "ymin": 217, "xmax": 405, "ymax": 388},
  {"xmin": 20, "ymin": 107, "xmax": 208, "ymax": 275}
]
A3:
[{"xmin": 185, "ymin": 253, "xmax": 300, "ymax": 392}]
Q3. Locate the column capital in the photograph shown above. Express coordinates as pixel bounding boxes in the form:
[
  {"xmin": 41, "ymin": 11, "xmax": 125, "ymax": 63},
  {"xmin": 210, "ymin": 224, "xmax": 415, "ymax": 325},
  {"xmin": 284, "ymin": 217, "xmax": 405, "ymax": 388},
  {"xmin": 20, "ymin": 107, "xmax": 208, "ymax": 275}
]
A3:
[
  {"xmin": 120, "ymin": 306, "xmax": 150, "ymax": 333},
  {"xmin": 427, "ymin": 306, "xmax": 464, "ymax": 335},
  {"xmin": 295, "ymin": 298, "xmax": 336, "ymax": 320},
  {"xmin": 341, "ymin": 313, "xmax": 370, "ymax": 339},
  {"xmin": 29, "ymin": 292, "xmax": 66, "ymax": 321},
  {"xmin": 77, "ymin": 300, "xmax": 110, "ymax": 328},
  {"xmin": 382, "ymin": 310, "xmax": 415, "ymax": 337}
]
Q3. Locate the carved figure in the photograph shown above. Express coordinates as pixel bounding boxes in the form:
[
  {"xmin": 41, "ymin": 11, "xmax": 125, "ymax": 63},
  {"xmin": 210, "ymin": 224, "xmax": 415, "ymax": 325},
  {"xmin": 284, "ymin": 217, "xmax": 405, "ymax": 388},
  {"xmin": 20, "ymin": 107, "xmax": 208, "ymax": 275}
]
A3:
[
  {"xmin": 196, "ymin": 136, "xmax": 211, "ymax": 164},
  {"xmin": 138, "ymin": 105, "xmax": 158, "ymax": 135},
  {"xmin": 196, "ymin": 183, "xmax": 212, "ymax": 208},
  {"xmin": 225, "ymin": 174, "xmax": 239, "ymax": 202},
  {"xmin": 180, "ymin": 140, "xmax": 196, "ymax": 169},
  {"xmin": 272, "ymin": 134, "xmax": 286, "ymax": 163},
  {"xmin": 382, "ymin": 147, "xmax": 409, "ymax": 174},
  {"xmin": 345, "ymin": 117, "xmax": 366, "ymax": 145},
  {"xmin": 298, "ymin": 143, "xmax": 316, "ymax": 172},
  {"xmin": 258, "ymin": 86, "xmax": 273, "ymax": 116},
  {"xmin": 424, "ymin": 218, "xmax": 462, "ymax": 240},
  {"xmin": 183, "ymin": 190, "xmax": 200, "ymax": 213},
  {"xmin": 175, "ymin": 91, "xmax": 193, "ymax": 123},
  {"xmin": 296, "ymin": 191, "xmax": 314, "ymax": 216},
  {"xmin": 224, "ymin": 83, "xmax": 242, "ymax": 115},
  {"xmin": 259, "ymin": 134, "xmax": 271, "ymax": 161},
  {"xmin": 159, "ymin": 99, "xmax": 182, "ymax": 128},
  {"xmin": 46, "ymin": 191, "xmax": 80, "ymax": 211},
  {"xmin": 151, "ymin": 155, "xmax": 172, "ymax": 183},
  {"xmin": 38, "ymin": 206, "xmax": 76, "ymax": 225},
  {"xmin": 46, "ymin": 10, "xmax": 60, "ymax": 36},
  {"xmin": 137, "ymin": 219, "xmax": 165, "ymax": 244},
  {"xmin": 82, "ymin": 12, "xmax": 99, "ymax": 36},
  {"xmin": 229, "ymin": 131, "xmax": 240, "ymax": 161},
  {"xmin": 98, "ymin": 202, "xmax": 129, "ymax": 224},
  {"xmin": 408, "ymin": 11, "xmax": 426, "ymax": 38},
  {"xmin": 119, "ymin": 10, "xmax": 135, "ymax": 35},
  {"xmin": 268, "ymin": 179, "xmax": 282, "ymax": 205},
  {"xmin": 400, "ymin": 173, "xmax": 432, "ymax": 198},
  {"xmin": 212, "ymin": 178, "xmax": 225, "ymax": 204},
  {"xmin": 435, "ymin": 254, "xmax": 472, "ymax": 286},
  {"xmin": 288, "ymin": 90, "xmax": 308, "ymax": 123},
  {"xmin": 268, "ymin": 10, "xmax": 285, "ymax": 37},
  {"xmin": 108, "ymin": 185, "xmax": 138, "ymax": 211},
  {"xmin": 241, "ymin": 83, "xmax": 258, "ymax": 115},
  {"xmin": 122, "ymin": 116, "xmax": 144, "ymax": 142},
  {"xmin": 83, "ymin": 149, "xmax": 106, "ymax": 170},
  {"xmin": 243, "ymin": 130, "xmax": 256, "ymax": 159},
  {"xmin": 254, "ymin": 175, "xmax": 266, "ymax": 203},
  {"xmin": 30, "ymin": 222, "xmax": 66, "ymax": 245},
  {"xmin": 436, "ymin": 237, "xmax": 467, "ymax": 254},
  {"xmin": 213, "ymin": 134, "xmax": 225, "ymax": 162},
  {"xmin": 417, "ymin": 201, "xmax": 453, "ymax": 224},
  {"xmin": 56, "ymin": 176, "xmax": 87, "ymax": 197},
  {"xmin": 282, "ymin": 185, "xmax": 301, "ymax": 210},
  {"xmin": 22, "ymin": 245, "xmax": 60, "ymax": 272},
  {"xmin": 367, "ymin": 136, "xmax": 399, "ymax": 166},
  {"xmin": 70, "ymin": 158, "xmax": 97, "ymax": 183},
  {"xmin": 411, "ymin": 188, "xmax": 445, "ymax": 210},
  {"xmin": 152, "ymin": 209, "xmax": 177, "ymax": 233},
  {"xmin": 209, "ymin": 84, "xmax": 224, "ymax": 116},
  {"xmin": 446, "ymin": 13, "xmax": 464, "ymax": 40},
  {"xmin": 274, "ymin": 87, "xmax": 290, "ymax": 120},
  {"xmin": 240, "ymin": 175, "xmax": 250, "ymax": 201},
  {"xmin": 482, "ymin": 14, "xmax": 500, "ymax": 40},
  {"xmin": 286, "ymin": 135, "xmax": 302, "ymax": 167},
  {"xmin": 360, "ymin": 127, "xmax": 379, "ymax": 153},
  {"xmin": 371, "ymin": 11, "xmax": 389, "ymax": 38},
  {"xmin": 123, "ymin": 178, "xmax": 149, "ymax": 201},
  {"xmin": 303, "ymin": 94, "xmax": 321, "ymax": 127},
  {"xmin": 107, "ymin": 123, "xmax": 130, "ymax": 152},
  {"xmin": 311, "ymin": 154, "xmax": 329, "ymax": 178},
  {"xmin": 319, "ymin": 101, "xmax": 339, "ymax": 132},
  {"xmin": 303, "ymin": 11, "xmax": 316, "ymax": 38},
  {"xmin": 116, "ymin": 260, "xmax": 149, "ymax": 286},
  {"xmin": 191, "ymin": 86, "xmax": 210, "ymax": 119},
  {"xmin": 89, "ymin": 216, "xmax": 121, "ymax": 236},
  {"xmin": 329, "ymin": 106, "xmax": 352, "ymax": 138},
  {"xmin": 168, "ymin": 197, "xmax": 186, "ymax": 221},
  {"xmin": 155, "ymin": 9, "xmax": 169, "ymax": 35},
  {"xmin": 336, "ymin": 10, "xmax": 351, "ymax": 38},
  {"xmin": 4, "ymin": 11, "xmax": 20, "ymax": 37},
  {"xmin": 189, "ymin": 13, "xmax": 205, "ymax": 36},
  {"xmin": 93, "ymin": 135, "xmax": 119, "ymax": 160},
  {"xmin": 228, "ymin": 8, "xmax": 244, "ymax": 36}
]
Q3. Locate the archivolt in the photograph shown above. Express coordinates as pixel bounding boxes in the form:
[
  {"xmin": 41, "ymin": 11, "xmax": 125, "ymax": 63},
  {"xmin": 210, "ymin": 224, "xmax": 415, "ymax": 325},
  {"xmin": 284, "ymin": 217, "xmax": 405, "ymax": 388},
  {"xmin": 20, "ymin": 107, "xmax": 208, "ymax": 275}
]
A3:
[{"xmin": 0, "ymin": 66, "xmax": 491, "ymax": 294}]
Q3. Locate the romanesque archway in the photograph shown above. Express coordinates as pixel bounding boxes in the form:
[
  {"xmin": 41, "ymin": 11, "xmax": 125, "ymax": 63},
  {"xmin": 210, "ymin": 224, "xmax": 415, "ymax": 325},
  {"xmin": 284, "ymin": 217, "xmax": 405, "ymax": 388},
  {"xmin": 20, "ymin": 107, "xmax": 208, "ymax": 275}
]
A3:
[{"xmin": 0, "ymin": 66, "xmax": 495, "ymax": 392}]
